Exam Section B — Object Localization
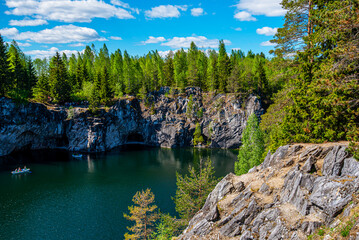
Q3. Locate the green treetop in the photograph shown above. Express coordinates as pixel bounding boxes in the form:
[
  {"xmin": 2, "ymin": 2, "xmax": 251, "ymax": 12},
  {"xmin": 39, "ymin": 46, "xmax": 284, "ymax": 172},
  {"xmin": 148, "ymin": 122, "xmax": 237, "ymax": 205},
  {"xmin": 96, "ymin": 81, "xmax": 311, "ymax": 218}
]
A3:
[{"xmin": 235, "ymin": 113, "xmax": 265, "ymax": 175}]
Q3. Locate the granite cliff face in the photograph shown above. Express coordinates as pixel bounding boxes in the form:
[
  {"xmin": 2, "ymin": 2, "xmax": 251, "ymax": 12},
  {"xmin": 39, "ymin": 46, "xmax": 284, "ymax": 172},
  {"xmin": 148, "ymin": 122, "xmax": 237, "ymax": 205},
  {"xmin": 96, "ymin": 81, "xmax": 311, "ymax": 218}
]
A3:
[
  {"xmin": 178, "ymin": 143, "xmax": 359, "ymax": 240},
  {"xmin": 0, "ymin": 87, "xmax": 263, "ymax": 156}
]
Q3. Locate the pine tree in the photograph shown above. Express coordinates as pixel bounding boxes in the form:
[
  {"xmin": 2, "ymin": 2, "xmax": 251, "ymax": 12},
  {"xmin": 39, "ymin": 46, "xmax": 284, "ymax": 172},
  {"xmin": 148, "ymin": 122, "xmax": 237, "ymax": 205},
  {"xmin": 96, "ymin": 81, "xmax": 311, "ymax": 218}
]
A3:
[
  {"xmin": 227, "ymin": 63, "xmax": 241, "ymax": 93},
  {"xmin": 111, "ymin": 49, "xmax": 124, "ymax": 96},
  {"xmin": 123, "ymin": 50, "xmax": 135, "ymax": 95},
  {"xmin": 187, "ymin": 42, "xmax": 199, "ymax": 87},
  {"xmin": 217, "ymin": 40, "xmax": 230, "ymax": 93},
  {"xmin": 174, "ymin": 49, "xmax": 187, "ymax": 90},
  {"xmin": 270, "ymin": 0, "xmax": 314, "ymax": 56},
  {"xmin": 197, "ymin": 51, "xmax": 208, "ymax": 90},
  {"xmin": 235, "ymin": 114, "xmax": 265, "ymax": 175},
  {"xmin": 163, "ymin": 51, "xmax": 174, "ymax": 87},
  {"xmin": 207, "ymin": 50, "xmax": 218, "ymax": 91},
  {"xmin": 124, "ymin": 189, "xmax": 159, "ymax": 240},
  {"xmin": 269, "ymin": 0, "xmax": 359, "ymax": 147},
  {"xmin": 174, "ymin": 157, "xmax": 218, "ymax": 222},
  {"xmin": 0, "ymin": 34, "xmax": 11, "ymax": 96}
]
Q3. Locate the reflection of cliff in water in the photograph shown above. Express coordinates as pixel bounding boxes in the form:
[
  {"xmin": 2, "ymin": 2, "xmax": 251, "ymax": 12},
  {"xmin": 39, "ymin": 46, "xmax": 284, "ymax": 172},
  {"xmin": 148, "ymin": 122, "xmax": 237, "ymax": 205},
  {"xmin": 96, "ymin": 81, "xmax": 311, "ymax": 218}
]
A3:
[{"xmin": 0, "ymin": 146, "xmax": 237, "ymax": 178}]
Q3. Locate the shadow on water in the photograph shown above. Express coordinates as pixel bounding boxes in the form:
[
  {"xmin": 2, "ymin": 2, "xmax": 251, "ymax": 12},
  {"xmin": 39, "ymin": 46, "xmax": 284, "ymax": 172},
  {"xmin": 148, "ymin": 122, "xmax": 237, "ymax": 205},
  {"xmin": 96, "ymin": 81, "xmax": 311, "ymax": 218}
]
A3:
[{"xmin": 0, "ymin": 145, "xmax": 237, "ymax": 240}]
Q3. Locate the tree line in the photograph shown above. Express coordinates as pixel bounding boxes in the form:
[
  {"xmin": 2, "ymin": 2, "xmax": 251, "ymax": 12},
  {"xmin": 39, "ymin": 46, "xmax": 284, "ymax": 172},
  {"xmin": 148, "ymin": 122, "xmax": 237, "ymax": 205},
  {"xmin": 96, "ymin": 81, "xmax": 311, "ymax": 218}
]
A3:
[{"xmin": 0, "ymin": 37, "xmax": 282, "ymax": 109}]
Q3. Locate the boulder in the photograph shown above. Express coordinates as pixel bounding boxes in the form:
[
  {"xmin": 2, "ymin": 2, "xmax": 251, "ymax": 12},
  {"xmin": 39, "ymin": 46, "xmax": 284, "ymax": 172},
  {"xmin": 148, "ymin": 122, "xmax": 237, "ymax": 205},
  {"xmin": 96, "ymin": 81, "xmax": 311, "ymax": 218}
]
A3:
[
  {"xmin": 309, "ymin": 177, "xmax": 352, "ymax": 219},
  {"xmin": 322, "ymin": 145, "xmax": 348, "ymax": 176}
]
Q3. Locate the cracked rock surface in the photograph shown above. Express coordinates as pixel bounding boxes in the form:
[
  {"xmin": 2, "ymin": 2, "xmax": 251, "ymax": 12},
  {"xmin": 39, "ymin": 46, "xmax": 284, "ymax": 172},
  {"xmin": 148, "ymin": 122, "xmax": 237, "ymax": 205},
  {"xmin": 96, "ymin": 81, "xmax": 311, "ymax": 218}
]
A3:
[{"xmin": 178, "ymin": 143, "xmax": 359, "ymax": 240}]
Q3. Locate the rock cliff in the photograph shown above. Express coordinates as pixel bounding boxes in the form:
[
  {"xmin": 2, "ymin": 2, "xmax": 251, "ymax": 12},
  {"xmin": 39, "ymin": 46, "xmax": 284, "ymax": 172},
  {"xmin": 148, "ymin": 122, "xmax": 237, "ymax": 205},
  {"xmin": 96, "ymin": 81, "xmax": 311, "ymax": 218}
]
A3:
[
  {"xmin": 179, "ymin": 143, "xmax": 359, "ymax": 239},
  {"xmin": 0, "ymin": 87, "xmax": 263, "ymax": 156}
]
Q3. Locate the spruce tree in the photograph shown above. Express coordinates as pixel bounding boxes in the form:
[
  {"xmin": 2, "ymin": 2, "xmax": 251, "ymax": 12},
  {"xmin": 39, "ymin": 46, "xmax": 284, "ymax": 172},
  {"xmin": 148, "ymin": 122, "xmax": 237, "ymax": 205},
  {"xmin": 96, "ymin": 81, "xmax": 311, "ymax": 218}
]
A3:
[
  {"xmin": 100, "ymin": 66, "xmax": 112, "ymax": 105},
  {"xmin": 25, "ymin": 58, "xmax": 37, "ymax": 98},
  {"xmin": 33, "ymin": 74, "xmax": 49, "ymax": 102},
  {"xmin": 235, "ymin": 113, "xmax": 265, "ymax": 175},
  {"xmin": 124, "ymin": 189, "xmax": 159, "ymax": 240},
  {"xmin": 0, "ymin": 34, "xmax": 10, "ymax": 96},
  {"xmin": 49, "ymin": 52, "xmax": 71, "ymax": 103}
]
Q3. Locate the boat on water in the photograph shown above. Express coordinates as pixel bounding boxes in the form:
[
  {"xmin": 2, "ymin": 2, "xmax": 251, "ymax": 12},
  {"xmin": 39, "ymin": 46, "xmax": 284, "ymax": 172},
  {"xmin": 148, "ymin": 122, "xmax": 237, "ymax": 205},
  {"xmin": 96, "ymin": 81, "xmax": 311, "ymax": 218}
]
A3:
[
  {"xmin": 11, "ymin": 168, "xmax": 31, "ymax": 175},
  {"xmin": 72, "ymin": 154, "xmax": 83, "ymax": 158}
]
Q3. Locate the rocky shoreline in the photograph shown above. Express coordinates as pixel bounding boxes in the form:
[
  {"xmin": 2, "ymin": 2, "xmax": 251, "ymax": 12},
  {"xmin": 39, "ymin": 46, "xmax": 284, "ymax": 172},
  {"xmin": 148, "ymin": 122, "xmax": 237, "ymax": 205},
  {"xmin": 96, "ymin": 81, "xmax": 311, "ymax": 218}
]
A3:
[{"xmin": 0, "ymin": 87, "xmax": 263, "ymax": 157}]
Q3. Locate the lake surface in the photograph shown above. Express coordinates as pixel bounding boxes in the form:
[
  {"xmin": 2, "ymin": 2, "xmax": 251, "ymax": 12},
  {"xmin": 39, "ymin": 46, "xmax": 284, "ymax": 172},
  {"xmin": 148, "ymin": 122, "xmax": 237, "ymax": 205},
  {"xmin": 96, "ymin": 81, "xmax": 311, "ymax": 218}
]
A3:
[{"xmin": 0, "ymin": 146, "xmax": 237, "ymax": 240}]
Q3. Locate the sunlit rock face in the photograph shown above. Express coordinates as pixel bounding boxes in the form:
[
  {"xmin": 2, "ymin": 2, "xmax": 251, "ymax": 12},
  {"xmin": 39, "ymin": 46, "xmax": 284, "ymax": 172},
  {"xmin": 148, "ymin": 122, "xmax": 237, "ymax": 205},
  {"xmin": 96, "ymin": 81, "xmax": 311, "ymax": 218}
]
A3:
[
  {"xmin": 0, "ymin": 87, "xmax": 263, "ymax": 156},
  {"xmin": 178, "ymin": 143, "xmax": 359, "ymax": 240}
]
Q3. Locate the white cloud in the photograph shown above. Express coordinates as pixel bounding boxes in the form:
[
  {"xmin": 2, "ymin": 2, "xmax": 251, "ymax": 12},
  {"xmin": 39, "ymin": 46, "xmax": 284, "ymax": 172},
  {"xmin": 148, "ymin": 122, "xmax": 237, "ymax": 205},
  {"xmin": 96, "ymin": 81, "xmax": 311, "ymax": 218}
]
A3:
[
  {"xmin": 0, "ymin": 25, "xmax": 106, "ymax": 44},
  {"xmin": 25, "ymin": 47, "xmax": 82, "ymax": 59},
  {"xmin": 110, "ymin": 0, "xmax": 139, "ymax": 14},
  {"xmin": 0, "ymin": 27, "xmax": 19, "ymax": 36},
  {"xmin": 191, "ymin": 8, "xmax": 204, "ymax": 17},
  {"xmin": 235, "ymin": 27, "xmax": 242, "ymax": 31},
  {"xmin": 234, "ymin": 11, "xmax": 256, "ymax": 21},
  {"xmin": 9, "ymin": 18, "xmax": 48, "ymax": 26},
  {"xmin": 142, "ymin": 36, "xmax": 166, "ymax": 44},
  {"xmin": 145, "ymin": 5, "xmax": 187, "ymax": 19},
  {"xmin": 161, "ymin": 36, "xmax": 231, "ymax": 48},
  {"xmin": 158, "ymin": 50, "xmax": 174, "ymax": 58},
  {"xmin": 110, "ymin": 36, "xmax": 122, "ymax": 40},
  {"xmin": 260, "ymin": 40, "xmax": 276, "ymax": 46},
  {"xmin": 256, "ymin": 27, "xmax": 278, "ymax": 36},
  {"xmin": 5, "ymin": 0, "xmax": 134, "ymax": 23},
  {"xmin": 235, "ymin": 0, "xmax": 286, "ymax": 17},
  {"xmin": 17, "ymin": 42, "xmax": 31, "ymax": 47},
  {"xmin": 69, "ymin": 43, "xmax": 85, "ymax": 47}
]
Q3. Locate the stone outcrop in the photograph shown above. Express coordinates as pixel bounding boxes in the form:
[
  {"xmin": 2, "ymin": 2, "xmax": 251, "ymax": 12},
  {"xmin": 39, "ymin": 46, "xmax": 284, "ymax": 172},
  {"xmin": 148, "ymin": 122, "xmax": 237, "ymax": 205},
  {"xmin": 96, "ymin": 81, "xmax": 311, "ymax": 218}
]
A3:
[
  {"xmin": 0, "ymin": 97, "xmax": 67, "ymax": 156},
  {"xmin": 0, "ymin": 87, "xmax": 263, "ymax": 156},
  {"xmin": 178, "ymin": 143, "xmax": 359, "ymax": 239}
]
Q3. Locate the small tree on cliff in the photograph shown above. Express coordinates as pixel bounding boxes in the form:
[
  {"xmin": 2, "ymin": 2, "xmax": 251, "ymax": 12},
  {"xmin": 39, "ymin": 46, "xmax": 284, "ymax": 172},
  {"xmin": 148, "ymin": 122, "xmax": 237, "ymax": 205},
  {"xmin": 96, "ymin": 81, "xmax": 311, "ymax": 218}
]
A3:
[
  {"xmin": 235, "ymin": 113, "xmax": 265, "ymax": 175},
  {"xmin": 174, "ymin": 157, "xmax": 218, "ymax": 222},
  {"xmin": 193, "ymin": 123, "xmax": 204, "ymax": 146},
  {"xmin": 124, "ymin": 189, "xmax": 159, "ymax": 240}
]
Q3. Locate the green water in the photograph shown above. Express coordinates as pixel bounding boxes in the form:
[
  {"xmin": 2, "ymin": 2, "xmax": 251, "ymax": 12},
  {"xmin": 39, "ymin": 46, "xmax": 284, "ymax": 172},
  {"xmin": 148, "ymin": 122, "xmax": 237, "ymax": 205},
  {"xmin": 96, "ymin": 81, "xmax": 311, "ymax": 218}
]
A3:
[{"xmin": 0, "ymin": 146, "xmax": 237, "ymax": 240}]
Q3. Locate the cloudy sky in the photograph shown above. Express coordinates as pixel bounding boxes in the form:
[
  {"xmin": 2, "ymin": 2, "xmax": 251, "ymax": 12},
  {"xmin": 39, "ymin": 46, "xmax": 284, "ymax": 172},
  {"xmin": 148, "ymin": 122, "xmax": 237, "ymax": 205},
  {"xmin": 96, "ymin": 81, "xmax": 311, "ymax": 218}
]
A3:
[{"xmin": 0, "ymin": 0, "xmax": 285, "ymax": 59}]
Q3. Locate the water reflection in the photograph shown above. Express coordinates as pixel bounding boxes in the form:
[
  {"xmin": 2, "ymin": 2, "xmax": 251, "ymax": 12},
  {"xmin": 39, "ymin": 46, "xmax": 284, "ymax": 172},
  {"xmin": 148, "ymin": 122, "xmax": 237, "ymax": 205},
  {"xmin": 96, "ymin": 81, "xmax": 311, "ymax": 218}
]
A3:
[
  {"xmin": 0, "ymin": 146, "xmax": 237, "ymax": 240},
  {"xmin": 87, "ymin": 155, "xmax": 95, "ymax": 173}
]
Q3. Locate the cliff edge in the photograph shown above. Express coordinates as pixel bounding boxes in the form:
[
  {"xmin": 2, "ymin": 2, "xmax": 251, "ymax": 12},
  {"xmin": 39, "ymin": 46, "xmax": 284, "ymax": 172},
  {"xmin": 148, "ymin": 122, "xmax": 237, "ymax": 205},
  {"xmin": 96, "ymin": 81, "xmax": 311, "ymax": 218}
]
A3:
[
  {"xmin": 0, "ymin": 87, "xmax": 263, "ymax": 156},
  {"xmin": 179, "ymin": 143, "xmax": 359, "ymax": 239}
]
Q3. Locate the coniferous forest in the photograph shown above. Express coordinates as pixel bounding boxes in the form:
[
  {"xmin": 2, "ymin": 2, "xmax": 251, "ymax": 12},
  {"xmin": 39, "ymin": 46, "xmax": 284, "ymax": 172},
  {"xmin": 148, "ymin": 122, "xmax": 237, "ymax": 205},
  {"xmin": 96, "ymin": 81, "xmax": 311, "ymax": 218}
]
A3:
[
  {"xmin": 0, "ymin": 0, "xmax": 358, "ymax": 162},
  {"xmin": 0, "ymin": 0, "xmax": 359, "ymax": 239}
]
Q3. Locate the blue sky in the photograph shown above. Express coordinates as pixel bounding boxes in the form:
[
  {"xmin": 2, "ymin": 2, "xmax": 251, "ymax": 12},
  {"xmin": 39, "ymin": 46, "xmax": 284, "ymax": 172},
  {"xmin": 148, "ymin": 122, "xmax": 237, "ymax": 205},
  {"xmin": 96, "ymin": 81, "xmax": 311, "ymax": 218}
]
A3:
[{"xmin": 0, "ymin": 0, "xmax": 285, "ymax": 59}]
